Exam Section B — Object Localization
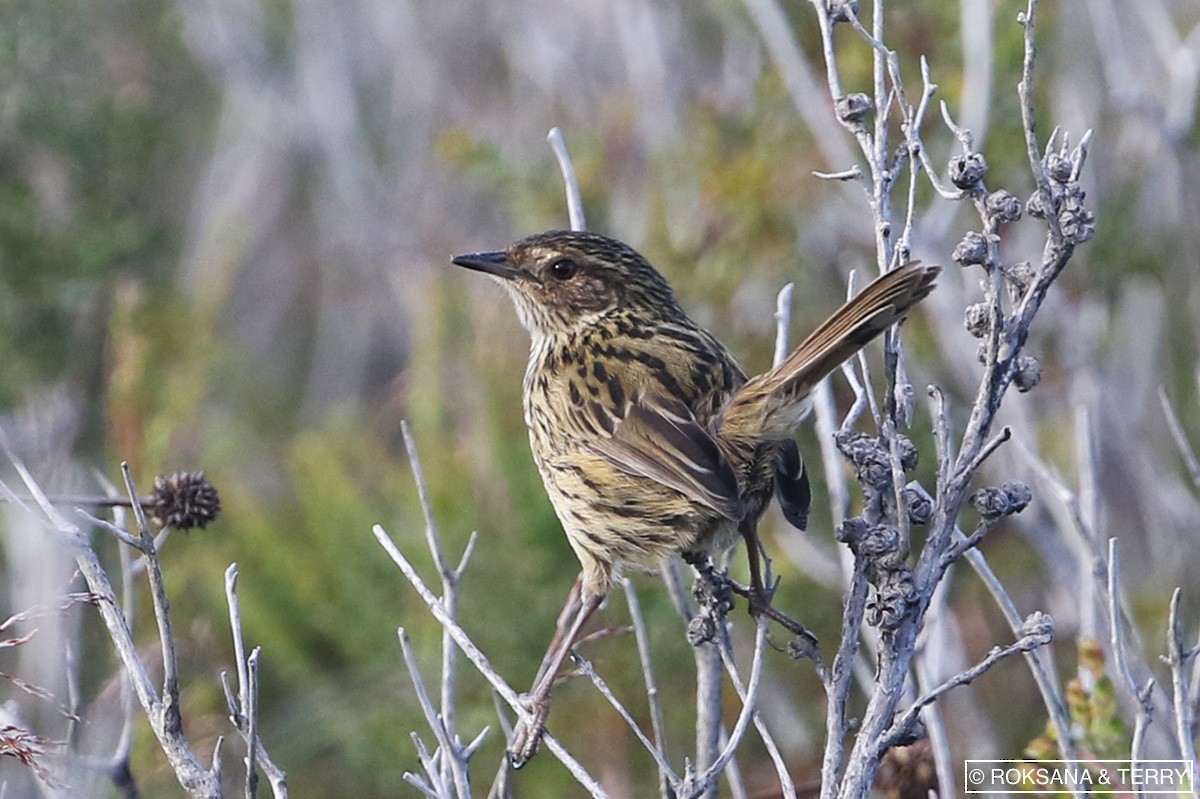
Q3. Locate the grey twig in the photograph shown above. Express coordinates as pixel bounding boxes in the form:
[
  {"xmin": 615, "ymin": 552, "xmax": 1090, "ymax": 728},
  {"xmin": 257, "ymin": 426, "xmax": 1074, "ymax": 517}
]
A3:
[
  {"xmin": 683, "ymin": 619, "xmax": 769, "ymax": 799},
  {"xmin": 547, "ymin": 127, "xmax": 587, "ymax": 232},
  {"xmin": 883, "ymin": 620, "xmax": 1052, "ymax": 749},
  {"xmin": 1017, "ymin": 0, "xmax": 1053, "ymax": 211},
  {"xmin": 1159, "ymin": 386, "xmax": 1200, "ymax": 491},
  {"xmin": 773, "ymin": 283, "xmax": 795, "ymax": 368},
  {"xmin": 742, "ymin": 0, "xmax": 857, "ymax": 169},
  {"xmin": 399, "ymin": 628, "xmax": 470, "ymax": 798},
  {"xmin": 572, "ymin": 654, "xmax": 679, "ymax": 788},
  {"xmin": 373, "ymin": 524, "xmax": 609, "ymax": 797},
  {"xmin": 244, "ymin": 648, "xmax": 261, "ymax": 799},
  {"xmin": 812, "ymin": 167, "xmax": 864, "ymax": 182},
  {"xmin": 714, "ymin": 624, "xmax": 796, "ymax": 799},
  {"xmin": 912, "ymin": 602, "xmax": 960, "ymax": 799},
  {"xmin": 119, "ymin": 463, "xmax": 184, "ymax": 741},
  {"xmin": 400, "ymin": 421, "xmax": 475, "ymax": 795},
  {"xmin": 1106, "ymin": 539, "xmax": 1155, "ymax": 779},
  {"xmin": 819, "ymin": 558, "xmax": 869, "ymax": 799},
  {"xmin": 960, "ymin": 544, "xmax": 1077, "ymax": 763},
  {"xmin": 1166, "ymin": 589, "xmax": 1198, "ymax": 771},
  {"xmin": 223, "ymin": 564, "xmax": 288, "ymax": 798},
  {"xmin": 619, "ymin": 578, "xmax": 671, "ymax": 798},
  {"xmin": 0, "ymin": 432, "xmax": 220, "ymax": 796},
  {"xmin": 226, "ymin": 566, "xmax": 250, "ymax": 727}
]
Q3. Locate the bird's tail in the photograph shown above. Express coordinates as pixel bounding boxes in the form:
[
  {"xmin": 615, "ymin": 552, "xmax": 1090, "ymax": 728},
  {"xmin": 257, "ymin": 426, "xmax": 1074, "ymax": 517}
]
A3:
[{"xmin": 718, "ymin": 262, "xmax": 940, "ymax": 443}]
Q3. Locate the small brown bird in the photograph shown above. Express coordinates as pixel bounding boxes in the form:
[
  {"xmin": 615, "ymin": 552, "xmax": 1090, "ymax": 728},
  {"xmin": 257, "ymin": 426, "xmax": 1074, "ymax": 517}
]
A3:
[{"xmin": 452, "ymin": 230, "xmax": 938, "ymax": 765}]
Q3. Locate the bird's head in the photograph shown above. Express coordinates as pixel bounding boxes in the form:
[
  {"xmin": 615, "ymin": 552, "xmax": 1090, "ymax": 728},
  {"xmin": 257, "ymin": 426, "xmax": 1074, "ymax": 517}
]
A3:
[{"xmin": 452, "ymin": 230, "xmax": 681, "ymax": 339}]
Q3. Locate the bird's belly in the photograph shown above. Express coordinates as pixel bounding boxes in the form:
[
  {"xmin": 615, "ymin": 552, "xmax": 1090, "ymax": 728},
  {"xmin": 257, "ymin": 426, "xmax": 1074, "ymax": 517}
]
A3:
[{"xmin": 535, "ymin": 446, "xmax": 731, "ymax": 571}]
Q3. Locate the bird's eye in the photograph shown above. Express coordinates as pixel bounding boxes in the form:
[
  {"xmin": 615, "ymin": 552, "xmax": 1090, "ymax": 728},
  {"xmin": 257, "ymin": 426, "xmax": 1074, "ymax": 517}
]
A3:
[{"xmin": 549, "ymin": 258, "xmax": 579, "ymax": 280}]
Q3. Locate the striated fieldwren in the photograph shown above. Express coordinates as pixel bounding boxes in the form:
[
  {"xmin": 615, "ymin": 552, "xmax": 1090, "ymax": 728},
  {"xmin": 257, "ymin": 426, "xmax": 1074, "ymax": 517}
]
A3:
[{"xmin": 452, "ymin": 230, "xmax": 938, "ymax": 766}]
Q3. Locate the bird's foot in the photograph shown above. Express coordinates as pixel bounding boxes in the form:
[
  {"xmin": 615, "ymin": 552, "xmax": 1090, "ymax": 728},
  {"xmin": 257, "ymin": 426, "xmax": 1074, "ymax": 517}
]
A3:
[
  {"xmin": 684, "ymin": 555, "xmax": 735, "ymax": 645},
  {"xmin": 743, "ymin": 584, "xmax": 820, "ymax": 660},
  {"xmin": 508, "ymin": 693, "xmax": 551, "ymax": 769},
  {"xmin": 692, "ymin": 565, "xmax": 735, "ymax": 617}
]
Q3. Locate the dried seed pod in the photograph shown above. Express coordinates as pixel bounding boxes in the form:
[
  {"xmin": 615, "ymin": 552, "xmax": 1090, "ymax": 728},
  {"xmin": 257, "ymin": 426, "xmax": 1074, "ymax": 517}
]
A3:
[
  {"xmin": 949, "ymin": 152, "xmax": 988, "ymax": 189},
  {"xmin": 964, "ymin": 302, "xmax": 989, "ymax": 338},
  {"xmin": 953, "ymin": 231, "xmax": 989, "ymax": 266},
  {"xmin": 836, "ymin": 432, "xmax": 892, "ymax": 489},
  {"xmin": 867, "ymin": 570, "xmax": 915, "ymax": 630},
  {"xmin": 1014, "ymin": 355, "xmax": 1042, "ymax": 392},
  {"xmin": 1020, "ymin": 610, "xmax": 1055, "ymax": 643},
  {"xmin": 1059, "ymin": 194, "xmax": 1095, "ymax": 244},
  {"xmin": 985, "ymin": 190, "xmax": 1023, "ymax": 224},
  {"xmin": 837, "ymin": 92, "xmax": 873, "ymax": 123},
  {"xmin": 857, "ymin": 524, "xmax": 901, "ymax": 558},
  {"xmin": 970, "ymin": 486, "xmax": 1011, "ymax": 519},
  {"xmin": 1000, "ymin": 480, "xmax": 1032, "ymax": 514},
  {"xmin": 1026, "ymin": 189, "xmax": 1052, "ymax": 219},
  {"xmin": 836, "ymin": 516, "xmax": 871, "ymax": 545},
  {"xmin": 1046, "ymin": 153, "xmax": 1073, "ymax": 183},
  {"xmin": 970, "ymin": 480, "xmax": 1032, "ymax": 519},
  {"xmin": 150, "ymin": 472, "xmax": 221, "ymax": 531},
  {"xmin": 903, "ymin": 485, "xmax": 932, "ymax": 525}
]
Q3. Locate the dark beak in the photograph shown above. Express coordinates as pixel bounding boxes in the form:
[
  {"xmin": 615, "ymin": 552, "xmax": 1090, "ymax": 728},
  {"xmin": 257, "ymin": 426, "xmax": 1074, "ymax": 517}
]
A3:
[{"xmin": 451, "ymin": 250, "xmax": 523, "ymax": 281}]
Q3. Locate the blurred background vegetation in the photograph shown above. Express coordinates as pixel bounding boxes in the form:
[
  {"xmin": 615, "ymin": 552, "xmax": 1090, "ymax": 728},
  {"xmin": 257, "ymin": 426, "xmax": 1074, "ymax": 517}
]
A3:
[{"xmin": 2, "ymin": 0, "xmax": 1199, "ymax": 795}]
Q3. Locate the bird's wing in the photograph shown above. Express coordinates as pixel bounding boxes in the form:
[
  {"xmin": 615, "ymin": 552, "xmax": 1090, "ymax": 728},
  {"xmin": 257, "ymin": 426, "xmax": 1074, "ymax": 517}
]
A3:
[
  {"xmin": 774, "ymin": 438, "xmax": 811, "ymax": 531},
  {"xmin": 585, "ymin": 393, "xmax": 745, "ymax": 521}
]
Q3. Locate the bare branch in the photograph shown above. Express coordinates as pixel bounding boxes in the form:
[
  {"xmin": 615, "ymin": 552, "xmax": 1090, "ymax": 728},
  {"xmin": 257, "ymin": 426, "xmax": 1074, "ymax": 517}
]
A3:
[
  {"xmin": 1167, "ymin": 589, "xmax": 1198, "ymax": 771},
  {"xmin": 884, "ymin": 616, "xmax": 1052, "ymax": 749},
  {"xmin": 373, "ymin": 524, "xmax": 609, "ymax": 797},
  {"xmin": 1159, "ymin": 386, "xmax": 1200, "ymax": 491},
  {"xmin": 684, "ymin": 619, "xmax": 769, "ymax": 798},
  {"xmin": 400, "ymin": 420, "xmax": 474, "ymax": 793},
  {"xmin": 1106, "ymin": 539, "xmax": 1155, "ymax": 775},
  {"xmin": 0, "ymin": 432, "xmax": 220, "ymax": 796},
  {"xmin": 572, "ymin": 653, "xmax": 679, "ymax": 789},
  {"xmin": 773, "ymin": 283, "xmax": 795, "ymax": 368},
  {"xmin": 399, "ymin": 628, "xmax": 471, "ymax": 798},
  {"xmin": 547, "ymin": 127, "xmax": 586, "ymax": 232},
  {"xmin": 619, "ymin": 578, "xmax": 670, "ymax": 798},
  {"xmin": 223, "ymin": 564, "xmax": 288, "ymax": 797},
  {"xmin": 714, "ymin": 625, "xmax": 797, "ymax": 799},
  {"xmin": 812, "ymin": 167, "xmax": 864, "ymax": 182},
  {"xmin": 244, "ymin": 648, "xmax": 261, "ymax": 799}
]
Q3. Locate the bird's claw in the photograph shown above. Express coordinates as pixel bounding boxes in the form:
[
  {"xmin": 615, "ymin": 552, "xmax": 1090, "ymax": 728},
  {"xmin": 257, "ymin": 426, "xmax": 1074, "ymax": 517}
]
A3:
[
  {"xmin": 745, "ymin": 586, "xmax": 819, "ymax": 655},
  {"xmin": 508, "ymin": 693, "xmax": 551, "ymax": 768}
]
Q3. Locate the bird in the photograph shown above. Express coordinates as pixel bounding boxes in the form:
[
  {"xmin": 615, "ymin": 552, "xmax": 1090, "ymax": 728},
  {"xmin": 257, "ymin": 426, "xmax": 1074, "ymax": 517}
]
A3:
[{"xmin": 451, "ymin": 230, "xmax": 939, "ymax": 766}]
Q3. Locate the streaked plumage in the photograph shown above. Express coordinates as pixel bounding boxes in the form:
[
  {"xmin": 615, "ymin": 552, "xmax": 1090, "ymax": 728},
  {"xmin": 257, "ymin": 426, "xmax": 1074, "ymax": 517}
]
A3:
[
  {"xmin": 452, "ymin": 229, "xmax": 938, "ymax": 765},
  {"xmin": 455, "ymin": 230, "xmax": 938, "ymax": 599}
]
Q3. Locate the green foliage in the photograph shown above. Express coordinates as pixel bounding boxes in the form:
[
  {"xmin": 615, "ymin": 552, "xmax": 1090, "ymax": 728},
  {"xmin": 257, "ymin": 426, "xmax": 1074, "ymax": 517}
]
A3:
[
  {"xmin": 1021, "ymin": 637, "xmax": 1132, "ymax": 796},
  {"xmin": 0, "ymin": 0, "xmax": 209, "ymax": 408}
]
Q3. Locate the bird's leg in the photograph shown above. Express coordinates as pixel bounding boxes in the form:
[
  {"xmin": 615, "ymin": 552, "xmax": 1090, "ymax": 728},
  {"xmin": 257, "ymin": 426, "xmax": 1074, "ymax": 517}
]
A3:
[
  {"xmin": 509, "ymin": 583, "xmax": 603, "ymax": 768},
  {"xmin": 530, "ymin": 574, "xmax": 583, "ymax": 689},
  {"xmin": 739, "ymin": 520, "xmax": 771, "ymax": 605},
  {"xmin": 736, "ymin": 521, "xmax": 819, "ymax": 650}
]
